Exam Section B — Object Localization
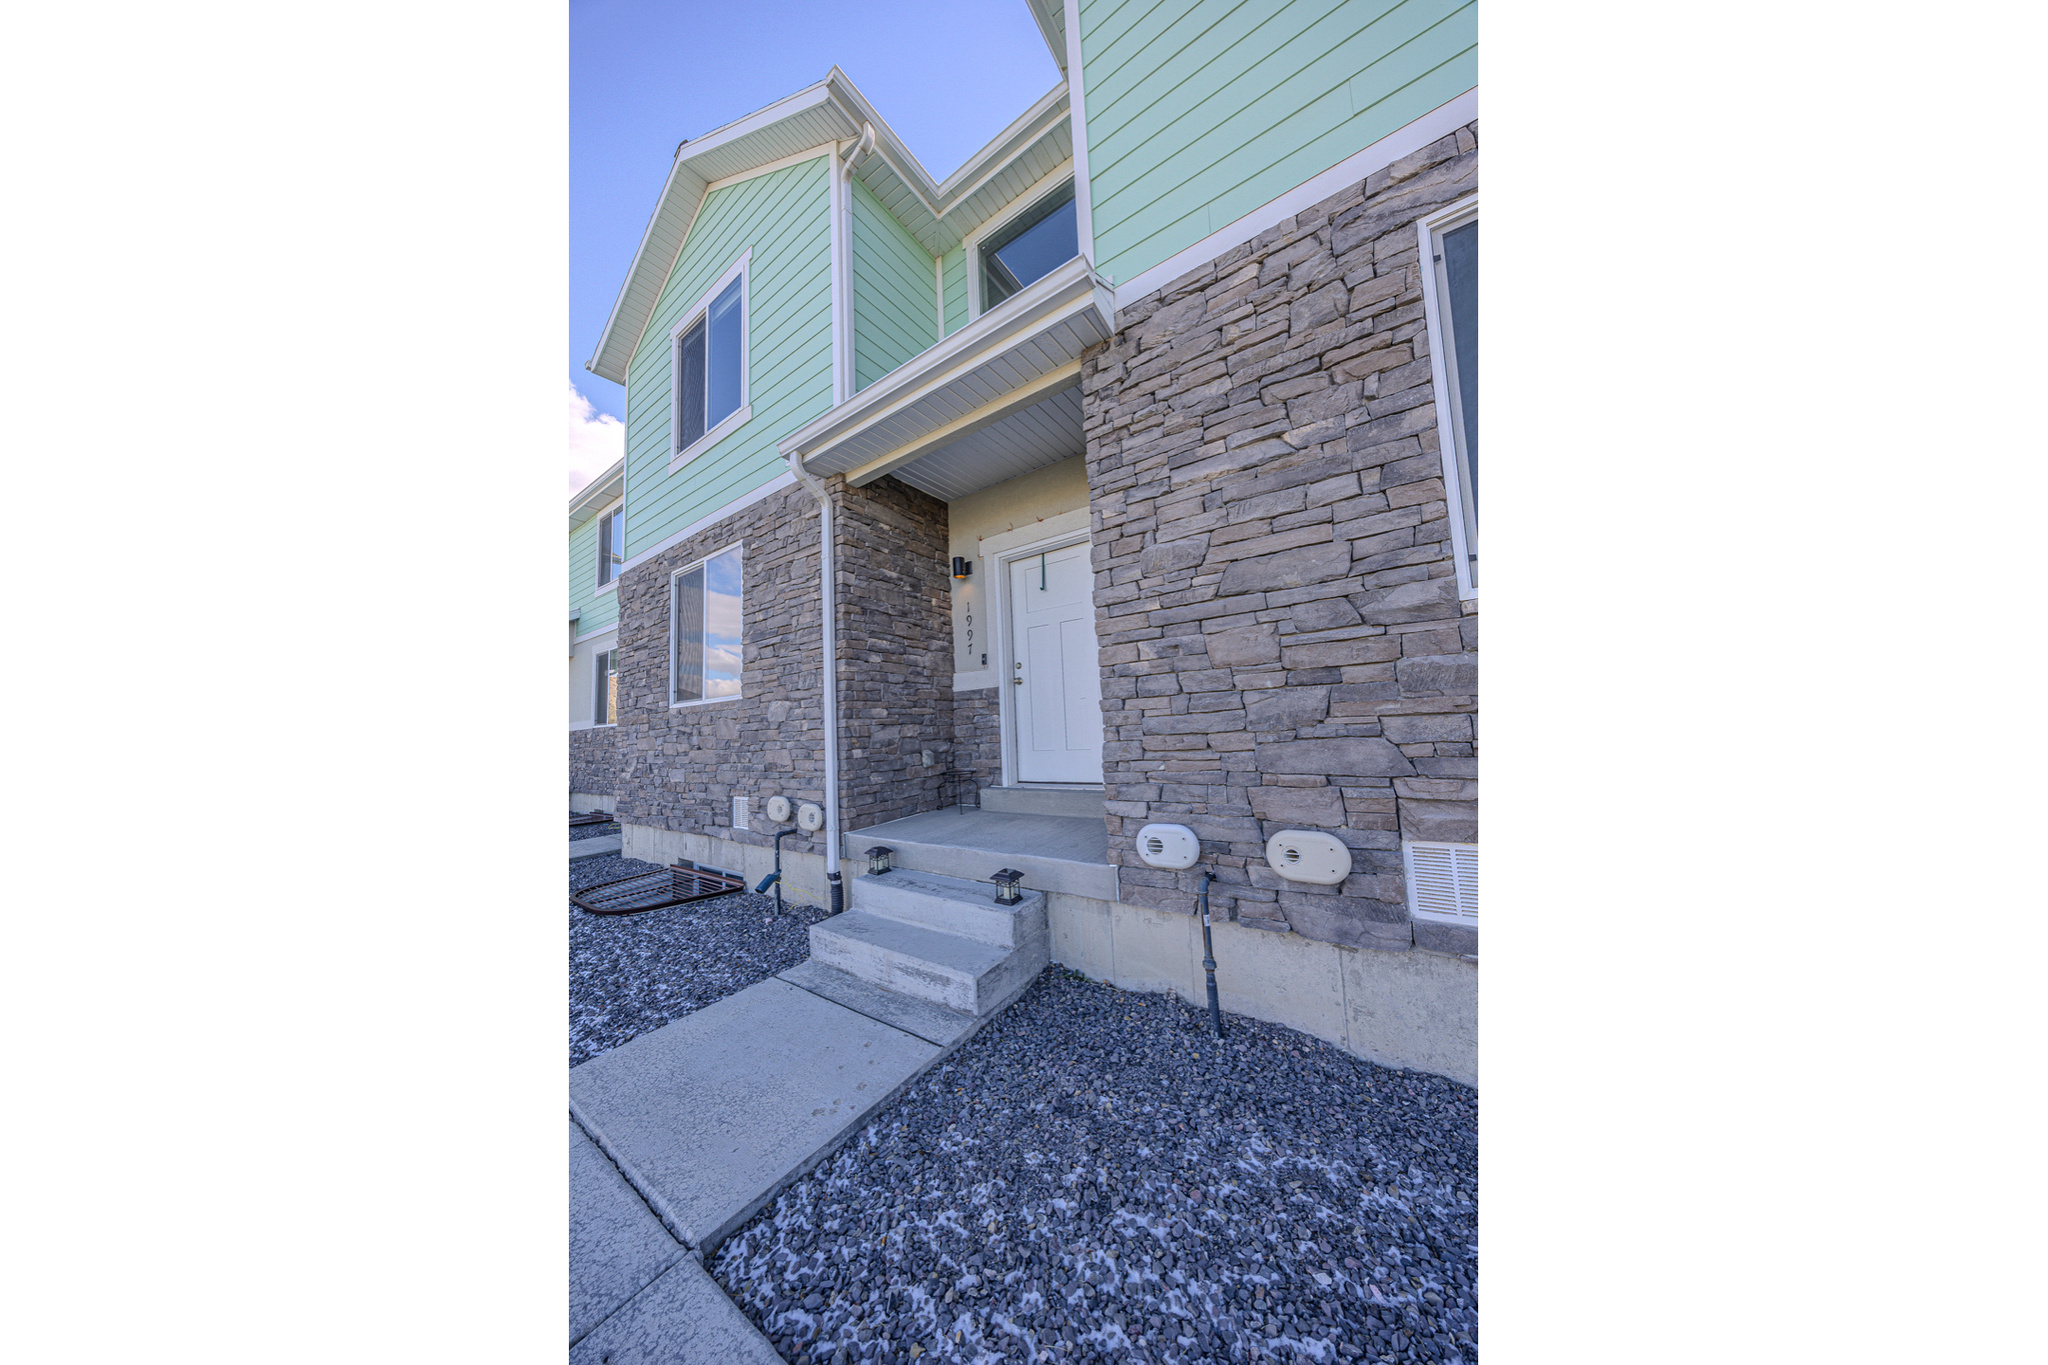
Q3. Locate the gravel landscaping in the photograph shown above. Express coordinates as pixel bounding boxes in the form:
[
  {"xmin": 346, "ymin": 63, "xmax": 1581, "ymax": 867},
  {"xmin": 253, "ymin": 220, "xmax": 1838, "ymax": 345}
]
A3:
[
  {"xmin": 570, "ymin": 854, "xmax": 830, "ymax": 1067},
  {"xmin": 570, "ymin": 816, "xmax": 620, "ymax": 840},
  {"xmin": 710, "ymin": 968, "xmax": 1478, "ymax": 1365}
]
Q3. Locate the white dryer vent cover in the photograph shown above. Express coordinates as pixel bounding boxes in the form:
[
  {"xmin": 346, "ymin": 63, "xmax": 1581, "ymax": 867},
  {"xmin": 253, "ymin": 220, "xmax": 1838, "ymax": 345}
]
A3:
[
  {"xmin": 1135, "ymin": 823, "xmax": 1200, "ymax": 869},
  {"xmin": 1404, "ymin": 841, "xmax": 1478, "ymax": 924}
]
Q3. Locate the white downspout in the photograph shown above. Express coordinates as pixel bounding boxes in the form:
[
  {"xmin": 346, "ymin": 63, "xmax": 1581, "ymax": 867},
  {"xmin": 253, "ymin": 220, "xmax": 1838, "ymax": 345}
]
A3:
[{"xmin": 787, "ymin": 456, "xmax": 842, "ymax": 910}]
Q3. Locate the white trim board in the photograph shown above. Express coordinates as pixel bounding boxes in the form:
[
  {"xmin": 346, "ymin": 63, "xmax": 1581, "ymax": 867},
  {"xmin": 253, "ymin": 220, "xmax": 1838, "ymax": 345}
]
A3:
[
  {"xmin": 615, "ymin": 470, "xmax": 795, "ymax": 579},
  {"xmin": 976, "ymin": 507, "xmax": 1090, "ymax": 560},
  {"xmin": 1111, "ymin": 86, "xmax": 1477, "ymax": 309},
  {"xmin": 572, "ymin": 623, "xmax": 620, "ymax": 647},
  {"xmin": 1061, "ymin": 0, "xmax": 1095, "ymax": 268}
]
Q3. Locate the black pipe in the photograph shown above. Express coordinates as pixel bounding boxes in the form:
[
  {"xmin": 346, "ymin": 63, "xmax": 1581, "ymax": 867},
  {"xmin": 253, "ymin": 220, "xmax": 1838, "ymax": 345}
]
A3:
[
  {"xmin": 1198, "ymin": 869, "xmax": 1223, "ymax": 1040},
  {"xmin": 828, "ymin": 869, "xmax": 844, "ymax": 916},
  {"xmin": 754, "ymin": 828, "xmax": 798, "ymax": 918}
]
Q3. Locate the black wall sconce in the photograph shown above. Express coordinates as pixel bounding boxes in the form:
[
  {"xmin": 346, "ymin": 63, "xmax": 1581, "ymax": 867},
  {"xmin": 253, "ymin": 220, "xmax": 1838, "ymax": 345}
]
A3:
[{"xmin": 951, "ymin": 556, "xmax": 973, "ymax": 579}]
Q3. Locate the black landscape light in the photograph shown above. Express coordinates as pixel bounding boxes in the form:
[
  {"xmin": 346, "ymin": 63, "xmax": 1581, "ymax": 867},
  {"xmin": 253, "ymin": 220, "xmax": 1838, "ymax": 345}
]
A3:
[
  {"xmin": 990, "ymin": 868, "xmax": 1024, "ymax": 905},
  {"xmin": 951, "ymin": 556, "xmax": 973, "ymax": 579},
  {"xmin": 865, "ymin": 845, "xmax": 894, "ymax": 876}
]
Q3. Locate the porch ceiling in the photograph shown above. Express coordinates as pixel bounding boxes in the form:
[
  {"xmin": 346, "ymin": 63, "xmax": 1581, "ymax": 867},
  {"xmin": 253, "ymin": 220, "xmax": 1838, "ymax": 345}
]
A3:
[{"xmin": 779, "ymin": 256, "xmax": 1114, "ymax": 501}]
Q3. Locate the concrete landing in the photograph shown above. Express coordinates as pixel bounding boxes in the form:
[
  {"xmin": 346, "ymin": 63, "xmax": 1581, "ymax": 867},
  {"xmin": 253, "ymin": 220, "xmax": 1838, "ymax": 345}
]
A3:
[
  {"xmin": 570, "ymin": 1120, "xmax": 685, "ymax": 1346},
  {"xmin": 569, "ymin": 1256, "xmax": 784, "ymax": 1365},
  {"xmin": 844, "ymin": 807, "xmax": 1115, "ymax": 899},
  {"xmin": 569, "ymin": 977, "xmax": 939, "ymax": 1253},
  {"xmin": 571, "ymin": 834, "xmax": 623, "ymax": 861}
]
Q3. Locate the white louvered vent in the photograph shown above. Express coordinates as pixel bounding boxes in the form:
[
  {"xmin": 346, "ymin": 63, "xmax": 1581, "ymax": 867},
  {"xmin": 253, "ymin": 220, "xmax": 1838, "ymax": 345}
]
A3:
[
  {"xmin": 1404, "ymin": 841, "xmax": 1478, "ymax": 925},
  {"xmin": 732, "ymin": 796, "xmax": 750, "ymax": 831}
]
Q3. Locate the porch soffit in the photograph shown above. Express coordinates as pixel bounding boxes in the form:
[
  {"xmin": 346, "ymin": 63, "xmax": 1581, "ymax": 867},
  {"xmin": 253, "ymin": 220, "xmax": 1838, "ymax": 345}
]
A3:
[
  {"xmin": 587, "ymin": 72, "xmax": 1070, "ymax": 386},
  {"xmin": 778, "ymin": 256, "xmax": 1114, "ymax": 499}
]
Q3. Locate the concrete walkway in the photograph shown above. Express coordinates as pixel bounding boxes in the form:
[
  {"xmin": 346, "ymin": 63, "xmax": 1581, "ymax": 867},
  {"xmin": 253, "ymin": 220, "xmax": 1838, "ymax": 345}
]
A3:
[
  {"xmin": 569, "ymin": 969, "xmax": 998, "ymax": 1358},
  {"xmin": 571, "ymin": 834, "xmax": 623, "ymax": 861}
]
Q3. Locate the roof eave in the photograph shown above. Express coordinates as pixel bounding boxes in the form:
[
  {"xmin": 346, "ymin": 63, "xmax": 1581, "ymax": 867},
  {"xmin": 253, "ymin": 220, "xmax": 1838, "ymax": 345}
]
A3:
[{"xmin": 569, "ymin": 458, "xmax": 626, "ymax": 528}]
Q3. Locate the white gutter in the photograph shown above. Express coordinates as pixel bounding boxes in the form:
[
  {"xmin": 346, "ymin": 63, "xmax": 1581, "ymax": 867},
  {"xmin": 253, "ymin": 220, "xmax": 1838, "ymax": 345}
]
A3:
[{"xmin": 785, "ymin": 451, "xmax": 844, "ymax": 912}]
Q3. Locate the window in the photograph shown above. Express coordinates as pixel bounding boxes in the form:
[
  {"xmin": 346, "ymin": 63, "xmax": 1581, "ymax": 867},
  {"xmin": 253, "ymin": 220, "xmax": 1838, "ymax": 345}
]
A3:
[
  {"xmin": 671, "ymin": 260, "xmax": 749, "ymax": 465},
  {"xmin": 979, "ymin": 180, "xmax": 1078, "ymax": 310},
  {"xmin": 592, "ymin": 648, "xmax": 618, "ymax": 725},
  {"xmin": 671, "ymin": 545, "xmax": 742, "ymax": 704},
  {"xmin": 1420, "ymin": 199, "xmax": 1478, "ymax": 596},
  {"xmin": 596, "ymin": 505, "xmax": 624, "ymax": 587}
]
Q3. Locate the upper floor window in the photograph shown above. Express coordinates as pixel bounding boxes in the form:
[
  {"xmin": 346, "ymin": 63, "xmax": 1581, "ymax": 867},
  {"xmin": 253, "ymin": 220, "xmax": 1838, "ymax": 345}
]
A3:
[
  {"xmin": 979, "ymin": 181, "xmax": 1077, "ymax": 310},
  {"xmin": 596, "ymin": 505, "xmax": 624, "ymax": 587},
  {"xmin": 671, "ymin": 544, "xmax": 743, "ymax": 705},
  {"xmin": 671, "ymin": 256, "xmax": 750, "ymax": 467},
  {"xmin": 1420, "ymin": 199, "xmax": 1477, "ymax": 597}
]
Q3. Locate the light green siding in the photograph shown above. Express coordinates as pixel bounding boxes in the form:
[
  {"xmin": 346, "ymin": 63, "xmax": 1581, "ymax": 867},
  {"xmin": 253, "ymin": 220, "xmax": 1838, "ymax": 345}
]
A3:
[
  {"xmin": 940, "ymin": 247, "xmax": 969, "ymax": 336},
  {"xmin": 622, "ymin": 156, "xmax": 833, "ymax": 556},
  {"xmin": 568, "ymin": 507, "xmax": 618, "ymax": 635},
  {"xmin": 851, "ymin": 179, "xmax": 938, "ymax": 392},
  {"xmin": 1079, "ymin": 0, "xmax": 1477, "ymax": 288}
]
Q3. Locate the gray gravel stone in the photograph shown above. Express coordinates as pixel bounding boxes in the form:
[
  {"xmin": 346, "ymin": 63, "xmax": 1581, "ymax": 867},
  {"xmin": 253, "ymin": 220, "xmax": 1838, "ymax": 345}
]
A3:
[
  {"xmin": 709, "ymin": 969, "xmax": 1477, "ymax": 1363},
  {"xmin": 570, "ymin": 854, "xmax": 829, "ymax": 1068}
]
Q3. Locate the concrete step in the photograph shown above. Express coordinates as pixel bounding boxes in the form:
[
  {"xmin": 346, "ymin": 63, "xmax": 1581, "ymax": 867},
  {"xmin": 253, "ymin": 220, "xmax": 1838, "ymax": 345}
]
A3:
[
  {"xmin": 842, "ymin": 809, "xmax": 1116, "ymax": 901},
  {"xmin": 809, "ymin": 911, "xmax": 1047, "ymax": 1016},
  {"xmin": 777, "ymin": 959, "xmax": 980, "ymax": 1048},
  {"xmin": 849, "ymin": 868, "xmax": 1046, "ymax": 949},
  {"xmin": 977, "ymin": 784, "xmax": 1105, "ymax": 818}
]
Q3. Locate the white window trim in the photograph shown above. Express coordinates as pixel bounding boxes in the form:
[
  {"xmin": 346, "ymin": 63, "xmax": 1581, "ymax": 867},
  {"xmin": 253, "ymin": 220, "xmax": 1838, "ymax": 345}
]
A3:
[
  {"xmin": 1417, "ymin": 194, "xmax": 1478, "ymax": 601},
  {"xmin": 592, "ymin": 497, "xmax": 625, "ymax": 593},
  {"xmin": 669, "ymin": 249, "xmax": 754, "ymax": 473},
  {"xmin": 668, "ymin": 538, "xmax": 745, "ymax": 710},
  {"xmin": 591, "ymin": 645, "xmax": 620, "ymax": 728},
  {"xmin": 963, "ymin": 159, "xmax": 1076, "ymax": 322}
]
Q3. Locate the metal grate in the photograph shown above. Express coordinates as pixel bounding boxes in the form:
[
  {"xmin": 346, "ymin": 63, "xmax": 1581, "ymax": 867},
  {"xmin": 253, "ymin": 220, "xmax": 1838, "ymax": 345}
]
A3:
[{"xmin": 572, "ymin": 862, "xmax": 747, "ymax": 916}]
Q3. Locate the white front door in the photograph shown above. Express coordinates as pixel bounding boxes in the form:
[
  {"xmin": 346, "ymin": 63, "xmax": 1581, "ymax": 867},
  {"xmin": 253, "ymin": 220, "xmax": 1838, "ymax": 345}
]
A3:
[{"xmin": 1008, "ymin": 541, "xmax": 1103, "ymax": 784}]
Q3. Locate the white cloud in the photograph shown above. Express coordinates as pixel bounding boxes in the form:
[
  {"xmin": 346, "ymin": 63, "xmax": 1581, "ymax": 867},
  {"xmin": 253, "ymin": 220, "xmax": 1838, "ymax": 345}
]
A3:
[{"xmin": 568, "ymin": 384, "xmax": 625, "ymax": 496}]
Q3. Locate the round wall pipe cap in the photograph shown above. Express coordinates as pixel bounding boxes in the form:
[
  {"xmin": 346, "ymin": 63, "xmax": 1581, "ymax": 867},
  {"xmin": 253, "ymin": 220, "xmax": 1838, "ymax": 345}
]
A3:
[
  {"xmin": 1135, "ymin": 823, "xmax": 1201, "ymax": 870},
  {"xmin": 796, "ymin": 802, "xmax": 825, "ymax": 832},
  {"xmin": 1264, "ymin": 829, "xmax": 1351, "ymax": 885},
  {"xmin": 764, "ymin": 795, "xmax": 793, "ymax": 824}
]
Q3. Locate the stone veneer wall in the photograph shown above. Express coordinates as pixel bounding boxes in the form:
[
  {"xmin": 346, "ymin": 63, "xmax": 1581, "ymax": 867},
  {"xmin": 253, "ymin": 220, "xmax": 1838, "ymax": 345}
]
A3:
[
  {"xmin": 953, "ymin": 688, "xmax": 1001, "ymax": 804},
  {"xmin": 611, "ymin": 476, "xmax": 954, "ymax": 863},
  {"xmin": 1082, "ymin": 121, "xmax": 1479, "ymax": 957},
  {"xmin": 569, "ymin": 726, "xmax": 620, "ymax": 800}
]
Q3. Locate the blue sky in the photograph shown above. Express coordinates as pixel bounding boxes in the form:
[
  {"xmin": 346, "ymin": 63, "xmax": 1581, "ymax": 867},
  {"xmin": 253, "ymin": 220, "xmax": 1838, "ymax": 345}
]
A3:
[{"xmin": 569, "ymin": 0, "xmax": 1062, "ymax": 487}]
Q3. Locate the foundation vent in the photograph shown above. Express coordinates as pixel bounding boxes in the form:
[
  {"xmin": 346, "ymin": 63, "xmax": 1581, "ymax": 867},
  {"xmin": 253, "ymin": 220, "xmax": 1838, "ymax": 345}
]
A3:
[
  {"xmin": 1404, "ymin": 841, "xmax": 1477, "ymax": 925},
  {"xmin": 732, "ymin": 796, "xmax": 750, "ymax": 831}
]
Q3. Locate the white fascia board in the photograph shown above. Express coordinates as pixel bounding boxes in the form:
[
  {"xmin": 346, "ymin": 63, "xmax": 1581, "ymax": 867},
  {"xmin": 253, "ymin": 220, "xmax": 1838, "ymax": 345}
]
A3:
[
  {"xmin": 613, "ymin": 471, "xmax": 795, "ymax": 580},
  {"xmin": 572, "ymin": 623, "xmax": 620, "ymax": 647},
  {"xmin": 931, "ymin": 84, "xmax": 1069, "ymax": 209},
  {"xmin": 569, "ymin": 458, "xmax": 626, "ymax": 528},
  {"xmin": 1111, "ymin": 86, "xmax": 1478, "ymax": 308},
  {"xmin": 1026, "ymin": 0, "xmax": 1067, "ymax": 72},
  {"xmin": 778, "ymin": 255, "xmax": 1112, "ymax": 466}
]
